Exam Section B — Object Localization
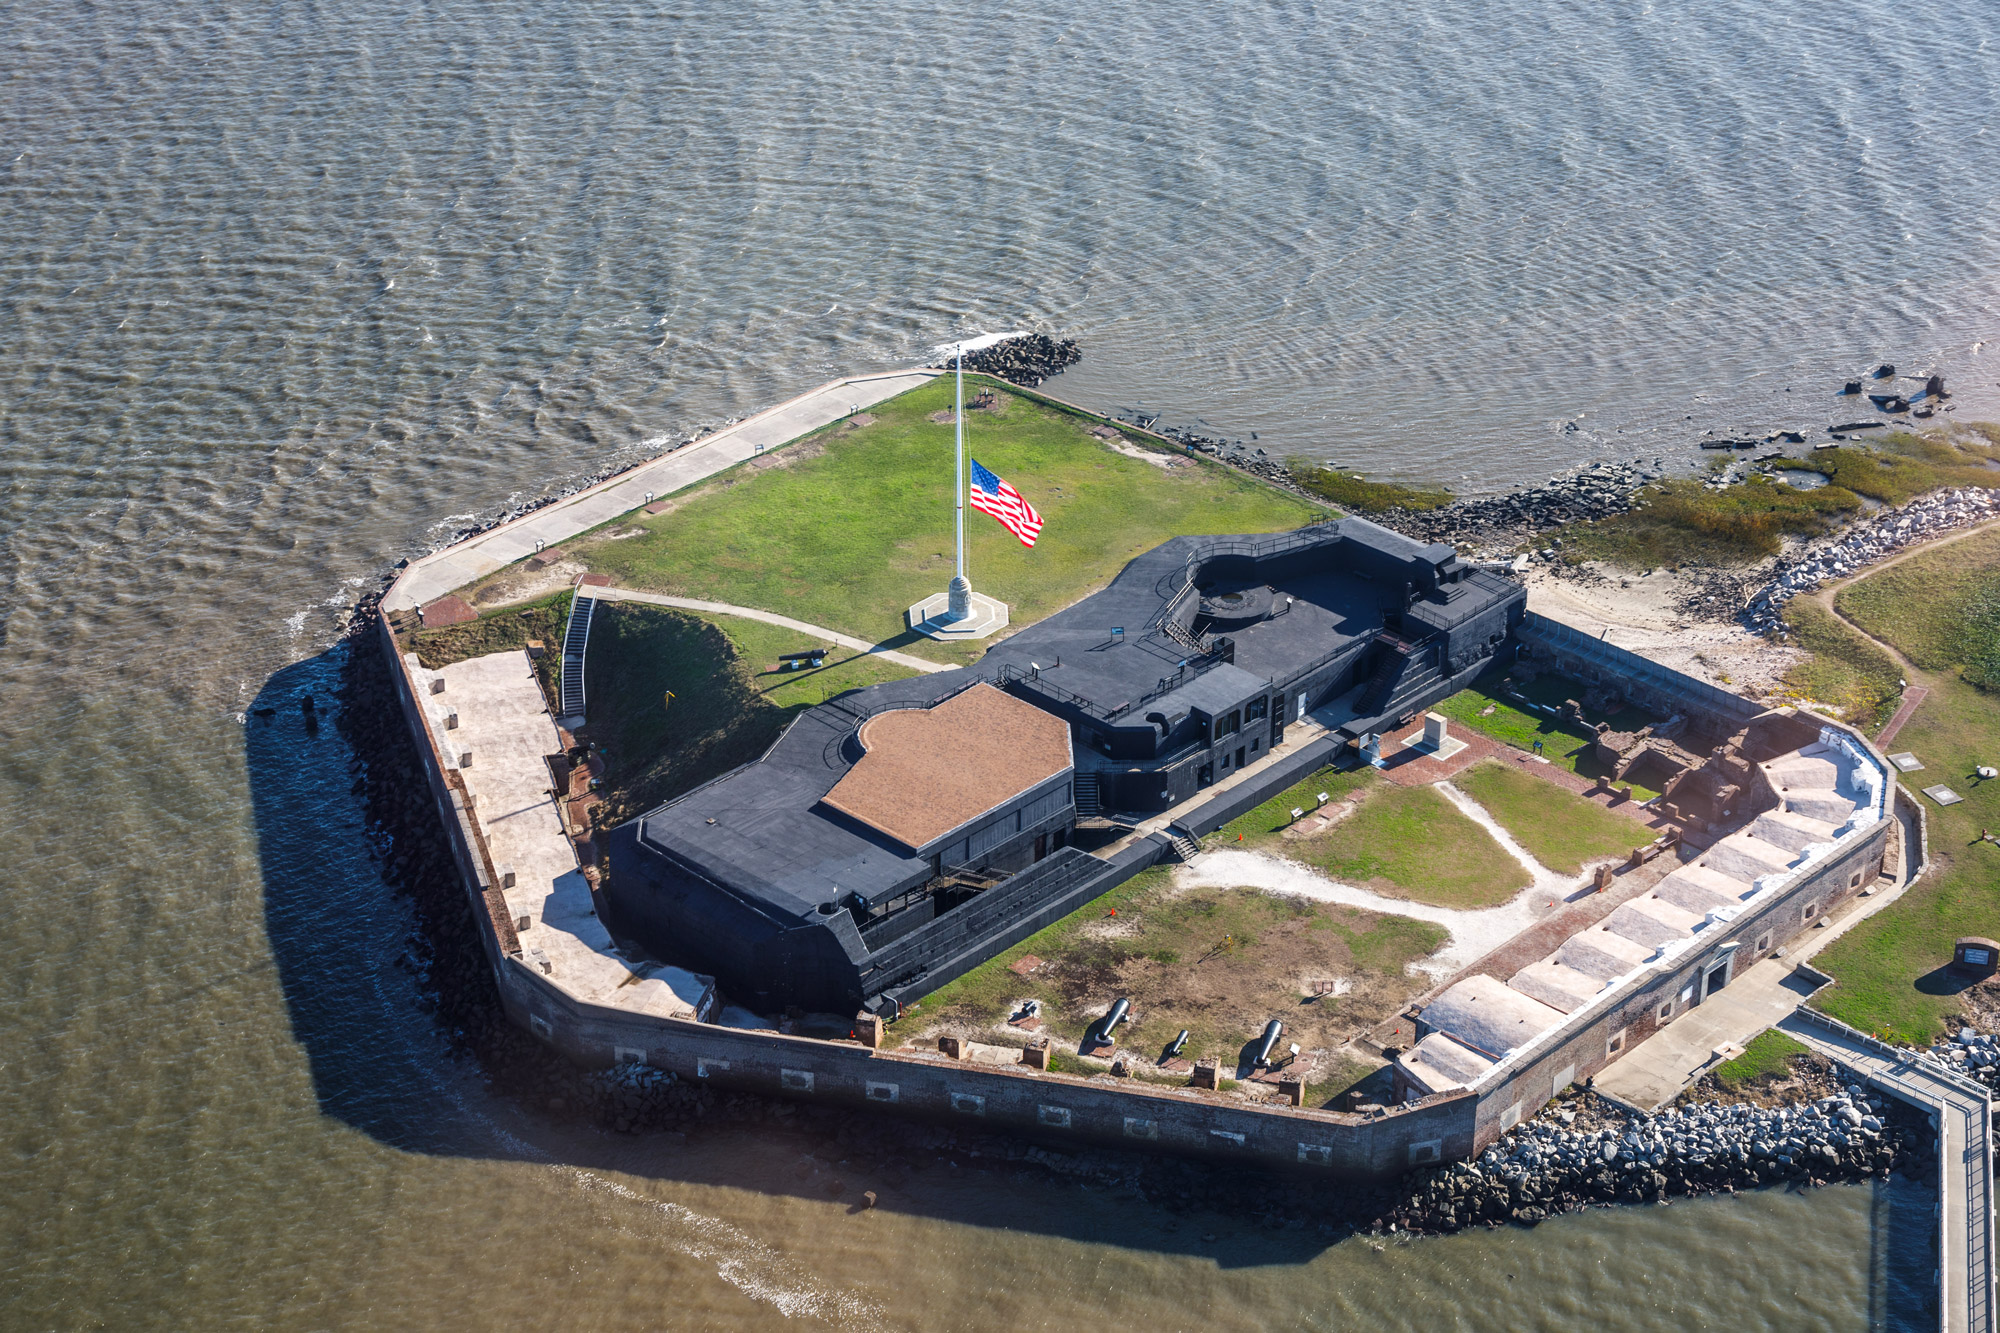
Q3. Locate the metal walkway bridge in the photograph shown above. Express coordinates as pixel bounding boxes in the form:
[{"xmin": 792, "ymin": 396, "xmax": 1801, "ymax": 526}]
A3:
[{"xmin": 1781, "ymin": 1009, "xmax": 1994, "ymax": 1333}]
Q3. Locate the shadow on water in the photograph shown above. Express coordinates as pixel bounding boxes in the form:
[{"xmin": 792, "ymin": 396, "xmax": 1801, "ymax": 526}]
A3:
[{"xmin": 243, "ymin": 635, "xmax": 1945, "ymax": 1286}]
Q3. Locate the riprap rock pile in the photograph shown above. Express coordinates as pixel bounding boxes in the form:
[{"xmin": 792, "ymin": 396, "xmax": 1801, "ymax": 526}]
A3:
[
  {"xmin": 1919, "ymin": 1027, "xmax": 2000, "ymax": 1096},
  {"xmin": 935, "ymin": 334, "xmax": 1080, "ymax": 386},
  {"xmin": 1387, "ymin": 1085, "xmax": 1913, "ymax": 1234},
  {"xmin": 1380, "ymin": 459, "xmax": 1667, "ymax": 551},
  {"xmin": 1742, "ymin": 486, "xmax": 2000, "ymax": 634}
]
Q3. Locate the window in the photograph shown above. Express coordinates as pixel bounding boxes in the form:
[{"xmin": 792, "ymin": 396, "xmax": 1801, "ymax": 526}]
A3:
[
  {"xmin": 1213, "ymin": 709, "xmax": 1241, "ymax": 740},
  {"xmin": 1802, "ymin": 900, "xmax": 1820, "ymax": 923},
  {"xmin": 1849, "ymin": 871, "xmax": 1863, "ymax": 888},
  {"xmin": 1607, "ymin": 1028, "xmax": 1628, "ymax": 1055},
  {"xmin": 1756, "ymin": 933, "xmax": 1772, "ymax": 953},
  {"xmin": 1250, "ymin": 738, "xmax": 1259, "ymax": 754},
  {"xmin": 1658, "ymin": 1001, "xmax": 1674, "ymax": 1023},
  {"xmin": 1247, "ymin": 696, "xmax": 1268, "ymax": 722}
]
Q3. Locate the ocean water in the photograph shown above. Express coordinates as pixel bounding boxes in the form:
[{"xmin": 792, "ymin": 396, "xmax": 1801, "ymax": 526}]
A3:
[{"xmin": 1, "ymin": 0, "xmax": 1987, "ymax": 1325}]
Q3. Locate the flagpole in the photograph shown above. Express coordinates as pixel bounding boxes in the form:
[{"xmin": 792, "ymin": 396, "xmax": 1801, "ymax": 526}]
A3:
[
  {"xmin": 947, "ymin": 342, "xmax": 971, "ymax": 621},
  {"xmin": 955, "ymin": 346, "xmax": 966, "ymax": 590}
]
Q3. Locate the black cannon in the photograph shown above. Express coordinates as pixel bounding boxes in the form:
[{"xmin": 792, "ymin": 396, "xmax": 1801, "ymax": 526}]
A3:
[{"xmin": 1251, "ymin": 1019, "xmax": 1285, "ymax": 1069}]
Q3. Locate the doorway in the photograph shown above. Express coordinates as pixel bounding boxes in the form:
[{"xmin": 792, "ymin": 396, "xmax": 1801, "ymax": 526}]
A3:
[
  {"xmin": 1234, "ymin": 746, "xmax": 1246, "ymax": 770},
  {"xmin": 1703, "ymin": 960, "xmax": 1731, "ymax": 1000}
]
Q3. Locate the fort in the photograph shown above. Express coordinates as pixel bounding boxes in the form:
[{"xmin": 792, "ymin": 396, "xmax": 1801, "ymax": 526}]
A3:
[{"xmin": 375, "ymin": 362, "xmax": 1918, "ymax": 1186}]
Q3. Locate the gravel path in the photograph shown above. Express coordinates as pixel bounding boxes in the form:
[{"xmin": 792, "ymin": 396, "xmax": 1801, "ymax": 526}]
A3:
[{"xmin": 1177, "ymin": 846, "xmax": 1594, "ymax": 980}]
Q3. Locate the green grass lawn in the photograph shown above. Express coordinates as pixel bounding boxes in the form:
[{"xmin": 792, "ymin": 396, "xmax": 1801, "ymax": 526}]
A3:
[
  {"xmin": 1711, "ymin": 1029, "xmax": 1812, "ymax": 1092},
  {"xmin": 580, "ymin": 603, "xmax": 916, "ymax": 824},
  {"xmin": 1837, "ymin": 525, "xmax": 2000, "ymax": 689},
  {"xmin": 1451, "ymin": 760, "xmax": 1655, "ymax": 876},
  {"xmin": 1774, "ymin": 598, "xmax": 1904, "ymax": 729},
  {"xmin": 1431, "ymin": 675, "xmax": 1664, "ymax": 799},
  {"xmin": 911, "ymin": 866, "xmax": 1445, "ymax": 1103},
  {"xmin": 1806, "ymin": 526, "xmax": 2000, "ymax": 1042},
  {"xmin": 563, "ymin": 376, "xmax": 1326, "ymax": 666},
  {"xmin": 698, "ymin": 611, "xmax": 919, "ymax": 711},
  {"xmin": 1287, "ymin": 782, "xmax": 1529, "ymax": 908},
  {"xmin": 1213, "ymin": 765, "xmax": 1379, "ymax": 845}
]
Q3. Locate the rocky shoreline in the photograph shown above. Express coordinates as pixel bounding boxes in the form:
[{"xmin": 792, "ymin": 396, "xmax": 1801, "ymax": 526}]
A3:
[
  {"xmin": 1742, "ymin": 486, "xmax": 2000, "ymax": 634},
  {"xmin": 1386, "ymin": 1074, "xmax": 1922, "ymax": 1235},
  {"xmin": 929, "ymin": 332, "xmax": 1081, "ymax": 387}
]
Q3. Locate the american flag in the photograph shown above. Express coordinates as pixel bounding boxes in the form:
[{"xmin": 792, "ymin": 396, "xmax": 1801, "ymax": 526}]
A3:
[{"xmin": 969, "ymin": 459, "xmax": 1043, "ymax": 547}]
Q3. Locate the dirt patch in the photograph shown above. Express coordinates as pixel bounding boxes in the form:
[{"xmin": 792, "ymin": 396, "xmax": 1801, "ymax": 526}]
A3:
[
  {"xmin": 915, "ymin": 870, "xmax": 1444, "ymax": 1105},
  {"xmin": 1522, "ymin": 563, "xmax": 1801, "ymax": 699},
  {"xmin": 747, "ymin": 437, "xmax": 827, "ymax": 471},
  {"xmin": 929, "ymin": 409, "xmax": 957, "ymax": 424}
]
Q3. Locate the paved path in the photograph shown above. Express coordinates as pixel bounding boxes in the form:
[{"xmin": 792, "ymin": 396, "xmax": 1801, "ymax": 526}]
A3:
[
  {"xmin": 584, "ymin": 586, "xmax": 948, "ymax": 674},
  {"xmin": 1593, "ymin": 958, "xmax": 1826, "ymax": 1110},
  {"xmin": 385, "ymin": 369, "xmax": 938, "ymax": 612},
  {"xmin": 1779, "ymin": 1008, "xmax": 1995, "ymax": 1333},
  {"xmin": 1879, "ymin": 685, "xmax": 1932, "ymax": 749}
]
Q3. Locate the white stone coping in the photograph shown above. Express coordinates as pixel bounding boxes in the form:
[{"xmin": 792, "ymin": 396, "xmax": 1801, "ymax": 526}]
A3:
[{"xmin": 1406, "ymin": 727, "xmax": 1893, "ymax": 1097}]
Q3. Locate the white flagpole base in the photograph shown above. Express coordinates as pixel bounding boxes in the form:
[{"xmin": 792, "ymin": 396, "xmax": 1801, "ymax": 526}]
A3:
[{"xmin": 907, "ymin": 586, "xmax": 1009, "ymax": 640}]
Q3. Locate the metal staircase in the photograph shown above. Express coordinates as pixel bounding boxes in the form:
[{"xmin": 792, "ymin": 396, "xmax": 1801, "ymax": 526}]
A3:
[
  {"xmin": 558, "ymin": 592, "xmax": 597, "ymax": 721},
  {"xmin": 1073, "ymin": 775, "xmax": 1102, "ymax": 819}
]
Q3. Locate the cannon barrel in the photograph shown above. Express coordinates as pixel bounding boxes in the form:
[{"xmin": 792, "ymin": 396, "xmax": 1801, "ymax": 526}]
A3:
[
  {"xmin": 1251, "ymin": 1019, "xmax": 1284, "ymax": 1068},
  {"xmin": 1165, "ymin": 1029, "xmax": 1189, "ymax": 1059},
  {"xmin": 1088, "ymin": 997, "xmax": 1132, "ymax": 1046}
]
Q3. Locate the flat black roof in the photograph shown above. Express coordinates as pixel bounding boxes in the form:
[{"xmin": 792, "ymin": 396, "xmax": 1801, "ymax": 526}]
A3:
[{"xmin": 629, "ymin": 517, "xmax": 1506, "ymax": 920}]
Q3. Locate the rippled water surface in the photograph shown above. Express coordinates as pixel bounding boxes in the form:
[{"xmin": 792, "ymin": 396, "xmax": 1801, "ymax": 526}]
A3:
[{"xmin": 2, "ymin": 0, "xmax": 1989, "ymax": 1326}]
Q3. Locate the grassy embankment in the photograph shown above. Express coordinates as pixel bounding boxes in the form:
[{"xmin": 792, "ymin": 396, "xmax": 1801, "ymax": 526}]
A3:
[
  {"xmin": 1710, "ymin": 1029, "xmax": 1812, "ymax": 1093},
  {"xmin": 581, "ymin": 603, "xmax": 918, "ymax": 824},
  {"xmin": 1772, "ymin": 599, "xmax": 1904, "ymax": 730},
  {"xmin": 1560, "ymin": 474, "xmax": 1860, "ymax": 567},
  {"xmin": 1451, "ymin": 760, "xmax": 1655, "ymax": 876},
  {"xmin": 1770, "ymin": 428, "xmax": 2000, "ymax": 507},
  {"xmin": 407, "ymin": 590, "xmax": 571, "ymax": 708},
  {"xmin": 914, "ymin": 866, "xmax": 1445, "ymax": 1105},
  {"xmin": 565, "ymin": 376, "xmax": 1326, "ymax": 666},
  {"xmin": 1430, "ymin": 672, "xmax": 1665, "ymax": 800},
  {"xmin": 1213, "ymin": 765, "xmax": 1526, "ymax": 908},
  {"xmin": 1285, "ymin": 461, "xmax": 1454, "ymax": 514},
  {"xmin": 1560, "ymin": 427, "xmax": 2000, "ymax": 570},
  {"xmin": 1809, "ymin": 530, "xmax": 2000, "ymax": 1042}
]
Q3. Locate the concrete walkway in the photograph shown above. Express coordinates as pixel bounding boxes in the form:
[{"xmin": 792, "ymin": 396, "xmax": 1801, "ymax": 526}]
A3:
[
  {"xmin": 1592, "ymin": 958, "xmax": 1826, "ymax": 1111},
  {"xmin": 385, "ymin": 369, "xmax": 938, "ymax": 612},
  {"xmin": 585, "ymin": 586, "xmax": 949, "ymax": 674},
  {"xmin": 1779, "ymin": 1008, "xmax": 1995, "ymax": 1333}
]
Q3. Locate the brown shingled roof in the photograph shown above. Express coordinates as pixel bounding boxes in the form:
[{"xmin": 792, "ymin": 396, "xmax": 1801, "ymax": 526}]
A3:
[{"xmin": 821, "ymin": 683, "xmax": 1072, "ymax": 851}]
